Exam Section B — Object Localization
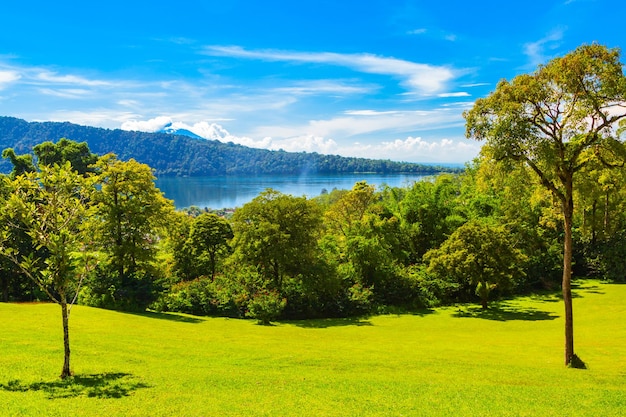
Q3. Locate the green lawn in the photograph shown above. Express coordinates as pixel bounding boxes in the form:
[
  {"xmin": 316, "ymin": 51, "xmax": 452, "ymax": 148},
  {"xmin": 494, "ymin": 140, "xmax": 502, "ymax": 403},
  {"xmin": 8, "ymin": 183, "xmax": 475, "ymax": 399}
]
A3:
[{"xmin": 1, "ymin": 280, "xmax": 625, "ymax": 416}]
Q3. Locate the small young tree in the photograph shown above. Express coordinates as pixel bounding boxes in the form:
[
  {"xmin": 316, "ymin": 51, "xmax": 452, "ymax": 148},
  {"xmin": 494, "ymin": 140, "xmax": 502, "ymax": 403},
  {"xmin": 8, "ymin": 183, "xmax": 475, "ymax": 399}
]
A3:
[{"xmin": 0, "ymin": 162, "xmax": 96, "ymax": 378}]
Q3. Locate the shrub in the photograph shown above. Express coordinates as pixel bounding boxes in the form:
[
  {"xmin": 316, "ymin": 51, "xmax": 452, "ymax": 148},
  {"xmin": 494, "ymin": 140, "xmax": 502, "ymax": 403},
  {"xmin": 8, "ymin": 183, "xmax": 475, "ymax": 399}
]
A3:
[
  {"xmin": 81, "ymin": 265, "xmax": 162, "ymax": 312},
  {"xmin": 152, "ymin": 276, "xmax": 241, "ymax": 317},
  {"xmin": 246, "ymin": 290, "xmax": 286, "ymax": 325}
]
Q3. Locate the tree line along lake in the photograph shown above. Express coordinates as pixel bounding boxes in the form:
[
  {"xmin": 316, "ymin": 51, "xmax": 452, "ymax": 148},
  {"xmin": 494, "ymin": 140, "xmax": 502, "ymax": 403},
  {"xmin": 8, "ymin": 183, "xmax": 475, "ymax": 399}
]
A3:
[{"xmin": 154, "ymin": 173, "xmax": 432, "ymax": 209}]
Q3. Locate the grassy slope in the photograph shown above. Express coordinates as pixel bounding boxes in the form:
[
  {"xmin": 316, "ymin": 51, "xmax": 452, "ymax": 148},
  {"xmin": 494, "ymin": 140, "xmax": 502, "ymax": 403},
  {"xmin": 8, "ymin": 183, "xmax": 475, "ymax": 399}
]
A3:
[{"xmin": 0, "ymin": 280, "xmax": 625, "ymax": 416}]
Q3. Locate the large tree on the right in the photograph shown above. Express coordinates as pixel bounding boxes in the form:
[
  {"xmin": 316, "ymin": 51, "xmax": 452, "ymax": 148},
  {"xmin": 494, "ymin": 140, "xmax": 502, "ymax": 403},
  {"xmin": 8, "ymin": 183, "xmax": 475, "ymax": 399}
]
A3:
[{"xmin": 464, "ymin": 44, "xmax": 626, "ymax": 366}]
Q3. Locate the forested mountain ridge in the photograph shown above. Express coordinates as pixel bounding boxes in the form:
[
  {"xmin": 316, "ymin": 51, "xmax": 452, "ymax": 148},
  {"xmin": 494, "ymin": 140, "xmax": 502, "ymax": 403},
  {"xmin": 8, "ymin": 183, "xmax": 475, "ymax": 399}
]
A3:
[{"xmin": 0, "ymin": 116, "xmax": 457, "ymax": 176}]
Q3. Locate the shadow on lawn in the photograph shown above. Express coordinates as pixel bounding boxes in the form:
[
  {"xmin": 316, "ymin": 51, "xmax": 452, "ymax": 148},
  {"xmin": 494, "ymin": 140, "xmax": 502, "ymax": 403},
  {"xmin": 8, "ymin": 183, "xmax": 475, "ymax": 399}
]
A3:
[
  {"xmin": 0, "ymin": 372, "xmax": 149, "ymax": 399},
  {"xmin": 453, "ymin": 302, "xmax": 558, "ymax": 321},
  {"xmin": 127, "ymin": 310, "xmax": 205, "ymax": 324},
  {"xmin": 291, "ymin": 317, "xmax": 374, "ymax": 328}
]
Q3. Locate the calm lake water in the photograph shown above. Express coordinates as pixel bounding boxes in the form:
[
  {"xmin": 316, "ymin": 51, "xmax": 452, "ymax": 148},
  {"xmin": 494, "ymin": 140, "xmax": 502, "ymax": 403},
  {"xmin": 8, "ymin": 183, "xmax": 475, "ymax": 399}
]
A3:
[{"xmin": 155, "ymin": 173, "xmax": 431, "ymax": 209}]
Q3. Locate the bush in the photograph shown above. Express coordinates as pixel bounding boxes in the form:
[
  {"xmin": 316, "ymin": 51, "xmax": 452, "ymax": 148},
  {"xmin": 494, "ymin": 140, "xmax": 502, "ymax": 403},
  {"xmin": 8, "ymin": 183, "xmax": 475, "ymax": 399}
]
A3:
[
  {"xmin": 246, "ymin": 290, "xmax": 286, "ymax": 325},
  {"xmin": 346, "ymin": 283, "xmax": 373, "ymax": 315},
  {"xmin": 581, "ymin": 232, "xmax": 626, "ymax": 282},
  {"xmin": 81, "ymin": 265, "xmax": 162, "ymax": 312},
  {"xmin": 152, "ymin": 276, "xmax": 241, "ymax": 317}
]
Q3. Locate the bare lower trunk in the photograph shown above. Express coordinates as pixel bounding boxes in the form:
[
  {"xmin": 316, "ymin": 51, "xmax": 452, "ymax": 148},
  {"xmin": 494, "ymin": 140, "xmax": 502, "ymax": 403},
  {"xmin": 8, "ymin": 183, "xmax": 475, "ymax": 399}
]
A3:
[
  {"xmin": 60, "ymin": 293, "xmax": 72, "ymax": 379},
  {"xmin": 562, "ymin": 185, "xmax": 575, "ymax": 366}
]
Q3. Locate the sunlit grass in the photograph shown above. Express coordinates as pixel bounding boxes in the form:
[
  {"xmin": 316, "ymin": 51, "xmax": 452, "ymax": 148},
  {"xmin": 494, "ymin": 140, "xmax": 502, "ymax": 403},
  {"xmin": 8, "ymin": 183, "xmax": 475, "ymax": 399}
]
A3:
[{"xmin": 1, "ymin": 280, "xmax": 625, "ymax": 416}]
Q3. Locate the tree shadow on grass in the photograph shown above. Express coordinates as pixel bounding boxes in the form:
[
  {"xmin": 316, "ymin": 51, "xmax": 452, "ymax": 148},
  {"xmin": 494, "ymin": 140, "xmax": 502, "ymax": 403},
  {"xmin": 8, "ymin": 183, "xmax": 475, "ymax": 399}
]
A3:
[
  {"xmin": 290, "ymin": 317, "xmax": 374, "ymax": 329},
  {"xmin": 0, "ymin": 372, "xmax": 149, "ymax": 399},
  {"xmin": 453, "ymin": 302, "xmax": 558, "ymax": 321},
  {"xmin": 126, "ymin": 310, "xmax": 205, "ymax": 324}
]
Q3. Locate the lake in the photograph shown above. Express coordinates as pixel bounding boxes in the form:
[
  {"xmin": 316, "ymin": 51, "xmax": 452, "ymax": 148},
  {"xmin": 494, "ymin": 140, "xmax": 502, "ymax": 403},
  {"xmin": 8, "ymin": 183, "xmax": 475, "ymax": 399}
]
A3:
[{"xmin": 155, "ymin": 173, "xmax": 431, "ymax": 209}]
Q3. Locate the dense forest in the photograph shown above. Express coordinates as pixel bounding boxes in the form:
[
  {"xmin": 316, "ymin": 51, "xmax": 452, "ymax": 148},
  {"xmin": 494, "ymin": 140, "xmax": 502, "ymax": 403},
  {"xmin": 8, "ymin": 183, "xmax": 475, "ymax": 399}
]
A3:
[
  {"xmin": 1, "ymin": 45, "xmax": 626, "ymax": 373},
  {"xmin": 0, "ymin": 117, "xmax": 456, "ymax": 177},
  {"xmin": 2, "ymin": 135, "xmax": 626, "ymax": 318}
]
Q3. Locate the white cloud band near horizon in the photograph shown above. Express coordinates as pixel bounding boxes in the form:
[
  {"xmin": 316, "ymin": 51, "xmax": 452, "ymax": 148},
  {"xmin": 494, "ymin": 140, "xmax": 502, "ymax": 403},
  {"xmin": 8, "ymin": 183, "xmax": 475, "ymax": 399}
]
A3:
[
  {"xmin": 120, "ymin": 116, "xmax": 479, "ymax": 163},
  {"xmin": 202, "ymin": 45, "xmax": 457, "ymax": 95}
]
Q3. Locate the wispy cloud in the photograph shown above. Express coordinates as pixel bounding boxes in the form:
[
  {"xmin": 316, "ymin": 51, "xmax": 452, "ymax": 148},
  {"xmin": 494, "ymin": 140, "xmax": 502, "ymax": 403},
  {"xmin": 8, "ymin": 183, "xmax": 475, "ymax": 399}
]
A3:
[
  {"xmin": 0, "ymin": 70, "xmax": 21, "ymax": 88},
  {"xmin": 272, "ymin": 80, "xmax": 375, "ymax": 96},
  {"xmin": 38, "ymin": 88, "xmax": 92, "ymax": 99},
  {"xmin": 437, "ymin": 92, "xmax": 470, "ymax": 98},
  {"xmin": 202, "ymin": 45, "xmax": 457, "ymax": 95},
  {"xmin": 523, "ymin": 29, "xmax": 565, "ymax": 68},
  {"xmin": 36, "ymin": 71, "xmax": 112, "ymax": 87}
]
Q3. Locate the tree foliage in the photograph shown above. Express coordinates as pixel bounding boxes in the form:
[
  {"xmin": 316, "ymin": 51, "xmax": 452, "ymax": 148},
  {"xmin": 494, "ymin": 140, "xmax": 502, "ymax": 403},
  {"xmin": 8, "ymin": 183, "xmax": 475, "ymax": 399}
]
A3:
[
  {"xmin": 425, "ymin": 220, "xmax": 526, "ymax": 309},
  {"xmin": 83, "ymin": 155, "xmax": 174, "ymax": 311},
  {"xmin": 186, "ymin": 212, "xmax": 233, "ymax": 280}
]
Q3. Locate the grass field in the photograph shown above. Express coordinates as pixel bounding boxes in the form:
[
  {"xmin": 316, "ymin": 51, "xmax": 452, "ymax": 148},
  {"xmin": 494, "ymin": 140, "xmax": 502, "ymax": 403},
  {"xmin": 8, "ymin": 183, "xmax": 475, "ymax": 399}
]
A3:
[{"xmin": 1, "ymin": 280, "xmax": 625, "ymax": 416}]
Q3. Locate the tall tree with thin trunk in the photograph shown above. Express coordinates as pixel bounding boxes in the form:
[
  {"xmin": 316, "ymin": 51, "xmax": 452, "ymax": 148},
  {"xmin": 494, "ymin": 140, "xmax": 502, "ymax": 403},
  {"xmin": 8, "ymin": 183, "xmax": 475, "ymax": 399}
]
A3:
[
  {"xmin": 464, "ymin": 44, "xmax": 626, "ymax": 366},
  {"xmin": 0, "ymin": 162, "xmax": 95, "ymax": 378}
]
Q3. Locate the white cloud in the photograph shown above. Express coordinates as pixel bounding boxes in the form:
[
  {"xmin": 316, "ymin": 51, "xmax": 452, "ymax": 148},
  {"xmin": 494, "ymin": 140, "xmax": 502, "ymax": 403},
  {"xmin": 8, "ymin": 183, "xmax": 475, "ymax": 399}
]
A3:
[
  {"xmin": 36, "ymin": 71, "xmax": 112, "ymax": 87},
  {"xmin": 38, "ymin": 88, "xmax": 91, "ymax": 98},
  {"xmin": 407, "ymin": 28, "xmax": 427, "ymax": 35},
  {"xmin": 41, "ymin": 110, "xmax": 140, "ymax": 128},
  {"xmin": 252, "ymin": 106, "xmax": 465, "ymax": 139},
  {"xmin": 202, "ymin": 45, "xmax": 457, "ymax": 95},
  {"xmin": 0, "ymin": 70, "xmax": 20, "ymax": 88},
  {"xmin": 352, "ymin": 136, "xmax": 481, "ymax": 163},
  {"xmin": 523, "ymin": 29, "xmax": 565, "ymax": 68},
  {"xmin": 461, "ymin": 83, "xmax": 489, "ymax": 88},
  {"xmin": 122, "ymin": 116, "xmax": 173, "ymax": 132},
  {"xmin": 267, "ymin": 135, "xmax": 339, "ymax": 154},
  {"xmin": 344, "ymin": 110, "xmax": 401, "ymax": 116},
  {"xmin": 117, "ymin": 115, "xmax": 478, "ymax": 163},
  {"xmin": 437, "ymin": 92, "xmax": 470, "ymax": 98},
  {"xmin": 273, "ymin": 80, "xmax": 374, "ymax": 96}
]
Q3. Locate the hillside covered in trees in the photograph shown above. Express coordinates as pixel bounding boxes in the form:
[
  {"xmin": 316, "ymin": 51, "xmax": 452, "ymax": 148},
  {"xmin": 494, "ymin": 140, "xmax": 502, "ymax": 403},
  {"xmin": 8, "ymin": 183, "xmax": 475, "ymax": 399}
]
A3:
[{"xmin": 0, "ymin": 116, "xmax": 455, "ymax": 176}]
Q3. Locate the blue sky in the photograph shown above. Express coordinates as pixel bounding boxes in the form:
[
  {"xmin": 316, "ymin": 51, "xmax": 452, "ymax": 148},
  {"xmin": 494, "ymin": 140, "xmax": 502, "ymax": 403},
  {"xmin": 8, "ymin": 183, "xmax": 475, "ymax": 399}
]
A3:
[{"xmin": 0, "ymin": 0, "xmax": 624, "ymax": 164}]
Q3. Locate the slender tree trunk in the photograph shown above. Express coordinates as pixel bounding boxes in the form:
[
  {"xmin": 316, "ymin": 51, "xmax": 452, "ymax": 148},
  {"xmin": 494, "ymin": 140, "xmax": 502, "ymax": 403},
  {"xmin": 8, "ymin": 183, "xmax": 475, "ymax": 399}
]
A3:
[
  {"xmin": 562, "ymin": 180, "xmax": 575, "ymax": 366},
  {"xmin": 60, "ymin": 292, "xmax": 72, "ymax": 379}
]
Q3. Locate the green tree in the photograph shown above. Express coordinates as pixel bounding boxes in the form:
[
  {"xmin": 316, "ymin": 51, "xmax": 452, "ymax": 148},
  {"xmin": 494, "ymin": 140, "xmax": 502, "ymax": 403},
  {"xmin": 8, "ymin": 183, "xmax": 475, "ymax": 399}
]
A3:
[
  {"xmin": 231, "ymin": 189, "xmax": 323, "ymax": 291},
  {"xmin": 425, "ymin": 220, "xmax": 526, "ymax": 309},
  {"xmin": 325, "ymin": 181, "xmax": 377, "ymax": 236},
  {"xmin": 464, "ymin": 44, "xmax": 626, "ymax": 365},
  {"xmin": 166, "ymin": 211, "xmax": 195, "ymax": 282},
  {"xmin": 0, "ymin": 176, "xmax": 44, "ymax": 302},
  {"xmin": 324, "ymin": 182, "xmax": 413, "ymax": 307},
  {"xmin": 186, "ymin": 213, "xmax": 233, "ymax": 280},
  {"xmin": 1, "ymin": 148, "xmax": 36, "ymax": 178},
  {"xmin": 399, "ymin": 174, "xmax": 465, "ymax": 261},
  {"xmin": 85, "ymin": 155, "xmax": 174, "ymax": 311},
  {"xmin": 33, "ymin": 138, "xmax": 98, "ymax": 175},
  {"xmin": 0, "ymin": 162, "xmax": 96, "ymax": 378}
]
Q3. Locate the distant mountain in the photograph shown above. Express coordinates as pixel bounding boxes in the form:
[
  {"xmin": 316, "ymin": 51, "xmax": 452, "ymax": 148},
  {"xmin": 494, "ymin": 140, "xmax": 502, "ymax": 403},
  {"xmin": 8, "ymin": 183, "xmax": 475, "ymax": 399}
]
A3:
[
  {"xmin": 158, "ymin": 123, "xmax": 204, "ymax": 140},
  {"xmin": 0, "ymin": 116, "xmax": 460, "ymax": 176}
]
